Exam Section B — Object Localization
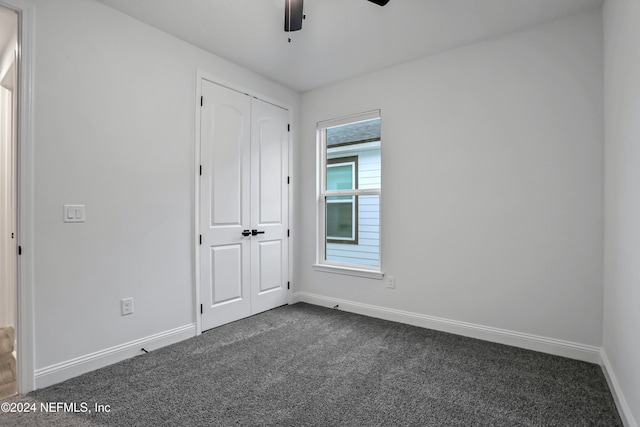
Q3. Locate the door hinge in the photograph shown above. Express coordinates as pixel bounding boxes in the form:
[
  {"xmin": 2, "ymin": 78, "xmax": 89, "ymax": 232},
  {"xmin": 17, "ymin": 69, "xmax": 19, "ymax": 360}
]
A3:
[
  {"xmin": 287, "ymin": 124, "xmax": 290, "ymax": 132},
  {"xmin": 287, "ymin": 176, "xmax": 290, "ymax": 184},
  {"xmin": 199, "ymin": 165, "xmax": 202, "ymax": 176},
  {"xmin": 287, "ymin": 229, "xmax": 290, "ymax": 237},
  {"xmin": 287, "ymin": 281, "xmax": 290, "ymax": 290},
  {"xmin": 200, "ymin": 304, "xmax": 203, "ymax": 314},
  {"xmin": 200, "ymin": 96, "xmax": 203, "ymax": 107},
  {"xmin": 18, "ymin": 246, "xmax": 22, "ymax": 255},
  {"xmin": 199, "ymin": 235, "xmax": 202, "ymax": 245}
]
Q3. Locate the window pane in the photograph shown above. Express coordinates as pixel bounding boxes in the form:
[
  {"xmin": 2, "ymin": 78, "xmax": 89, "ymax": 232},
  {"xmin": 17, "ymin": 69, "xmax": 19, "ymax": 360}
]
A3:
[
  {"xmin": 326, "ymin": 118, "xmax": 380, "ymax": 190},
  {"xmin": 326, "ymin": 201, "xmax": 354, "ymax": 240},
  {"xmin": 326, "ymin": 118, "xmax": 380, "ymax": 146},
  {"xmin": 326, "ymin": 195, "xmax": 380, "ymax": 267},
  {"xmin": 327, "ymin": 164, "xmax": 353, "ymax": 191}
]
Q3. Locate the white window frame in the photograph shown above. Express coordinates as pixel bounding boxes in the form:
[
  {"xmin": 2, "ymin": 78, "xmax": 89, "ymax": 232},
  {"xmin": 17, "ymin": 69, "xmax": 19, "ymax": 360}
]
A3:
[{"xmin": 313, "ymin": 110, "xmax": 383, "ymax": 279}]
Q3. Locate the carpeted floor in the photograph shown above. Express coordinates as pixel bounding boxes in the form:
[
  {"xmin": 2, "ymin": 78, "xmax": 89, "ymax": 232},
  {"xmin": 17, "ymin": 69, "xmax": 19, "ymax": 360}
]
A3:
[{"xmin": 0, "ymin": 303, "xmax": 623, "ymax": 426}]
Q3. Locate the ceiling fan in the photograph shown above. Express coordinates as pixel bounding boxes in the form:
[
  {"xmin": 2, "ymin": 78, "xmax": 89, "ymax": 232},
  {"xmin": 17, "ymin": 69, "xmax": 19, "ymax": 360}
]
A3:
[{"xmin": 285, "ymin": 0, "xmax": 390, "ymax": 32}]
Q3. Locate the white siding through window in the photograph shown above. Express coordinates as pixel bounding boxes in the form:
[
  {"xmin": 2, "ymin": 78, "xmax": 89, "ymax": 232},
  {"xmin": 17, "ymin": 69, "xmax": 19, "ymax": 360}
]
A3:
[{"xmin": 326, "ymin": 145, "xmax": 380, "ymax": 266}]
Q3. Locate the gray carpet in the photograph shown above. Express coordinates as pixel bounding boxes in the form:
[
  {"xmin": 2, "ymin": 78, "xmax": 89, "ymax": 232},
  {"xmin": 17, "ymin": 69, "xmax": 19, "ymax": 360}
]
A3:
[{"xmin": 1, "ymin": 303, "xmax": 622, "ymax": 426}]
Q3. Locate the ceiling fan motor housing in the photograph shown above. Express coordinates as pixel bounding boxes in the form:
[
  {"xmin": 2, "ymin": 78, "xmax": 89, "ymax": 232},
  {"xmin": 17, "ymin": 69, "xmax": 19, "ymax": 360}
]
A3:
[{"xmin": 284, "ymin": 0, "xmax": 304, "ymax": 32}]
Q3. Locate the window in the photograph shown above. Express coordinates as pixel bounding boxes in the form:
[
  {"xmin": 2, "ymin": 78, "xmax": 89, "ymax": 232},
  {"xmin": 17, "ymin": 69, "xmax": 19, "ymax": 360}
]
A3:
[
  {"xmin": 326, "ymin": 157, "xmax": 358, "ymax": 244},
  {"xmin": 314, "ymin": 111, "xmax": 382, "ymax": 278}
]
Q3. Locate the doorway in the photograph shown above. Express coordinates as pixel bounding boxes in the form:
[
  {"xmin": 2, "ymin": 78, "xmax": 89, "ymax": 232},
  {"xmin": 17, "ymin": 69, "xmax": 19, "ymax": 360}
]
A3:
[
  {"xmin": 199, "ymin": 79, "xmax": 290, "ymax": 331},
  {"xmin": 0, "ymin": 3, "xmax": 17, "ymax": 399}
]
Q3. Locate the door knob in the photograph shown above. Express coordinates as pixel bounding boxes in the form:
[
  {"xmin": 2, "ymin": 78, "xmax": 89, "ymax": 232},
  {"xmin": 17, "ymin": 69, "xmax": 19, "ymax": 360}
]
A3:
[
  {"xmin": 251, "ymin": 230, "xmax": 265, "ymax": 236},
  {"xmin": 242, "ymin": 230, "xmax": 251, "ymax": 237}
]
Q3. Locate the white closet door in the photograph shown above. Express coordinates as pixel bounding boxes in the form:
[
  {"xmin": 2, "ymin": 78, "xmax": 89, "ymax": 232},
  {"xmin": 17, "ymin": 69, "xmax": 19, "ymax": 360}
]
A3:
[
  {"xmin": 200, "ymin": 81, "xmax": 289, "ymax": 331},
  {"xmin": 250, "ymin": 98, "xmax": 289, "ymax": 315},
  {"xmin": 200, "ymin": 81, "xmax": 252, "ymax": 331}
]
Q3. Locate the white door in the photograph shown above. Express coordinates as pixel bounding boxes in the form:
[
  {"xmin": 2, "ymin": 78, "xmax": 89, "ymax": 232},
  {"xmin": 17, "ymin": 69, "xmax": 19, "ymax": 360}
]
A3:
[
  {"xmin": 200, "ymin": 80, "xmax": 288, "ymax": 331},
  {"xmin": 250, "ymin": 98, "xmax": 289, "ymax": 315},
  {"xmin": 1, "ymin": 76, "xmax": 16, "ymax": 330}
]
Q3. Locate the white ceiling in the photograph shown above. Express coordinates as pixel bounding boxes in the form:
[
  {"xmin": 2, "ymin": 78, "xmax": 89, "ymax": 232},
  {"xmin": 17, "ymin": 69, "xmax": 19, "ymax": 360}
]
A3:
[{"xmin": 101, "ymin": 0, "xmax": 601, "ymax": 92}]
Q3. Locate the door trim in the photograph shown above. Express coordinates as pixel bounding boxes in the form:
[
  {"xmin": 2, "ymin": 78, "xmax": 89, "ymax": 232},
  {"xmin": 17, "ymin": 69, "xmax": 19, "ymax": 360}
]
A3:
[
  {"xmin": 194, "ymin": 70, "xmax": 293, "ymax": 335},
  {"xmin": 0, "ymin": 0, "xmax": 36, "ymax": 393}
]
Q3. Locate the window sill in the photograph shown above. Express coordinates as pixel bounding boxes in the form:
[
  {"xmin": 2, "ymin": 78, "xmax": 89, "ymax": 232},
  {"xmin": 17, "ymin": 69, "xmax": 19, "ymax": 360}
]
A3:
[{"xmin": 312, "ymin": 264, "xmax": 384, "ymax": 280}]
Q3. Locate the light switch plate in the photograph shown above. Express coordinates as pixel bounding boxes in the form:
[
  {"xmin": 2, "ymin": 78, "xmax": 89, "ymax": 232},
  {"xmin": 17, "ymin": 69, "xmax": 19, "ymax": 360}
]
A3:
[{"xmin": 63, "ymin": 205, "xmax": 85, "ymax": 223}]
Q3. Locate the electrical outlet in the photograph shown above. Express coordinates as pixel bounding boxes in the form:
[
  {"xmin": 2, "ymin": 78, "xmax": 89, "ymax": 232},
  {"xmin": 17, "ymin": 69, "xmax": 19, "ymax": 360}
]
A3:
[
  {"xmin": 387, "ymin": 275, "xmax": 395, "ymax": 289},
  {"xmin": 121, "ymin": 298, "xmax": 133, "ymax": 315}
]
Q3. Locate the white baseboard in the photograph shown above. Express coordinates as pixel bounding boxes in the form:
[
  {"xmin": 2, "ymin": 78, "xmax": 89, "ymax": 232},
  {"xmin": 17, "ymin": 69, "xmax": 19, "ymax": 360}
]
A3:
[
  {"xmin": 289, "ymin": 292, "xmax": 302, "ymax": 305},
  {"xmin": 600, "ymin": 350, "xmax": 638, "ymax": 427},
  {"xmin": 34, "ymin": 323, "xmax": 196, "ymax": 389},
  {"xmin": 293, "ymin": 292, "xmax": 601, "ymax": 364}
]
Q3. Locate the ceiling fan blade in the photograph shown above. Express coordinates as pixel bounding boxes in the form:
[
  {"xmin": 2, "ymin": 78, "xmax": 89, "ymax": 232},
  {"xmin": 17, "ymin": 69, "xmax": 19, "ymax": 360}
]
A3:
[{"xmin": 368, "ymin": 0, "xmax": 390, "ymax": 5}]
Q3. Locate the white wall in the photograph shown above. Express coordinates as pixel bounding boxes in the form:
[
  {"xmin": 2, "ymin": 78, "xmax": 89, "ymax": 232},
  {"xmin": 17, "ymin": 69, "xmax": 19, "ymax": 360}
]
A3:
[
  {"xmin": 298, "ymin": 9, "xmax": 604, "ymax": 349},
  {"xmin": 27, "ymin": 0, "xmax": 299, "ymax": 380},
  {"xmin": 603, "ymin": 0, "xmax": 640, "ymax": 425}
]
